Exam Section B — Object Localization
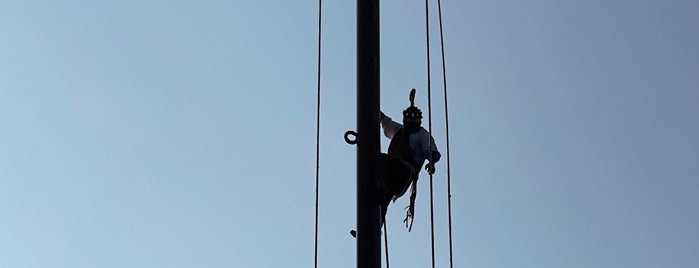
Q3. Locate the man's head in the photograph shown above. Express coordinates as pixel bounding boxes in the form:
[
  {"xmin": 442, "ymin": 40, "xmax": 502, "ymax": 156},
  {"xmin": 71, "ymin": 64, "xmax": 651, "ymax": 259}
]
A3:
[
  {"xmin": 402, "ymin": 106, "xmax": 422, "ymax": 133},
  {"xmin": 402, "ymin": 88, "xmax": 422, "ymax": 133}
]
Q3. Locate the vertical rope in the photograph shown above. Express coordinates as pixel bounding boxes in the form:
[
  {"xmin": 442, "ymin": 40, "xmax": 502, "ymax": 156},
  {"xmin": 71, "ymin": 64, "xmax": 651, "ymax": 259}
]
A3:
[
  {"xmin": 437, "ymin": 0, "xmax": 454, "ymax": 268},
  {"xmin": 436, "ymin": 1, "xmax": 454, "ymax": 267},
  {"xmin": 424, "ymin": 0, "xmax": 436, "ymax": 268},
  {"xmin": 313, "ymin": 0, "xmax": 322, "ymax": 267}
]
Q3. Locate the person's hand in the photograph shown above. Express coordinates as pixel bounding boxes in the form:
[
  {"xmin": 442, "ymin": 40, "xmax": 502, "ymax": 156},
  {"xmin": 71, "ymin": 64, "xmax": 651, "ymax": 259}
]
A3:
[{"xmin": 425, "ymin": 162, "xmax": 436, "ymax": 175}]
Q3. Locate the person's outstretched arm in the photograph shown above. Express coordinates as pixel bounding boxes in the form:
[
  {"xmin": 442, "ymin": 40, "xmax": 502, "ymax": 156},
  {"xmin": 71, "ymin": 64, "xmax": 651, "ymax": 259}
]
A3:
[{"xmin": 380, "ymin": 112, "xmax": 402, "ymax": 139}]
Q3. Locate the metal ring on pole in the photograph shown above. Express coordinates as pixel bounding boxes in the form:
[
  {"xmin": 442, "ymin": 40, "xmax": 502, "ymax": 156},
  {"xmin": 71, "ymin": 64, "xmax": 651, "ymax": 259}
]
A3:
[{"xmin": 344, "ymin": 130, "xmax": 358, "ymax": 145}]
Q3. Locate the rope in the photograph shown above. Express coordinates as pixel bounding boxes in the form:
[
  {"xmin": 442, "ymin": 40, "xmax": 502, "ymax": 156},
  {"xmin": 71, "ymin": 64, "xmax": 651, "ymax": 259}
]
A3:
[
  {"xmin": 383, "ymin": 224, "xmax": 390, "ymax": 268},
  {"xmin": 436, "ymin": 1, "xmax": 454, "ymax": 267},
  {"xmin": 423, "ymin": 0, "xmax": 436, "ymax": 267},
  {"xmin": 313, "ymin": 0, "xmax": 322, "ymax": 267}
]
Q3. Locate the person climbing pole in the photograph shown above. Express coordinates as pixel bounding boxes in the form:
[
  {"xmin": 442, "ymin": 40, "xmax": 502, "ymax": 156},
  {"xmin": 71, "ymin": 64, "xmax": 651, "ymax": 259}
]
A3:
[
  {"xmin": 378, "ymin": 88, "xmax": 441, "ymax": 231},
  {"xmin": 351, "ymin": 88, "xmax": 441, "ymax": 238}
]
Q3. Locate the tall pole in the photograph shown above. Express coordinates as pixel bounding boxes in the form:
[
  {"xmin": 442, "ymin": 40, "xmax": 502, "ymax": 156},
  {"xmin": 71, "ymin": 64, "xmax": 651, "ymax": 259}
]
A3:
[{"xmin": 356, "ymin": 0, "xmax": 381, "ymax": 267}]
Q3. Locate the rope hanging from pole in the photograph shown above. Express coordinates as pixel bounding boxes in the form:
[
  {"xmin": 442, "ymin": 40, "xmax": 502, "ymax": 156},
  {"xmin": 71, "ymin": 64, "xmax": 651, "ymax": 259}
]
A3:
[
  {"xmin": 313, "ymin": 0, "xmax": 322, "ymax": 267},
  {"xmin": 423, "ymin": 0, "xmax": 436, "ymax": 267},
  {"xmin": 435, "ymin": 0, "xmax": 455, "ymax": 267}
]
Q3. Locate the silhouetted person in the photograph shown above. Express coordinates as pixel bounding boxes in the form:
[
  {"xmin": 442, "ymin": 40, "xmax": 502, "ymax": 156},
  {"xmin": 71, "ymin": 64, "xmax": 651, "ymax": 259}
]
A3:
[
  {"xmin": 351, "ymin": 89, "xmax": 441, "ymax": 238},
  {"xmin": 379, "ymin": 88, "xmax": 441, "ymax": 231}
]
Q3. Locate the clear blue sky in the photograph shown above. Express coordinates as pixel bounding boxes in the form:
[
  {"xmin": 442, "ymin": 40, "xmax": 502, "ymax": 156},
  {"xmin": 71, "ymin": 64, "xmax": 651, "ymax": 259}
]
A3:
[{"xmin": 1, "ymin": 1, "xmax": 697, "ymax": 267}]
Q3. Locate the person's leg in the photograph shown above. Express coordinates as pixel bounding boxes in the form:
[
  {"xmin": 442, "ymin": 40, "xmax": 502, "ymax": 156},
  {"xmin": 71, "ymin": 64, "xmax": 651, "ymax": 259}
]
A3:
[
  {"xmin": 352, "ymin": 154, "xmax": 393, "ymax": 238},
  {"xmin": 380, "ymin": 156, "xmax": 414, "ymax": 227},
  {"xmin": 376, "ymin": 153, "xmax": 391, "ymax": 194},
  {"xmin": 386, "ymin": 157, "xmax": 410, "ymax": 197}
]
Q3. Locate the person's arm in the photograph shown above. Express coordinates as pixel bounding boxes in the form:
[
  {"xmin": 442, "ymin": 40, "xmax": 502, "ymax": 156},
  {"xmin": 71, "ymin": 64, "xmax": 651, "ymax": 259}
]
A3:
[
  {"xmin": 380, "ymin": 112, "xmax": 402, "ymax": 139},
  {"xmin": 422, "ymin": 132, "xmax": 441, "ymax": 175},
  {"xmin": 428, "ymin": 136, "xmax": 441, "ymax": 163}
]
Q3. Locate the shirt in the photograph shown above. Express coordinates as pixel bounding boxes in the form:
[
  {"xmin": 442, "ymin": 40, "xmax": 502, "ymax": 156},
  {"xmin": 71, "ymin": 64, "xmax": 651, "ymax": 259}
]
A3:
[{"xmin": 380, "ymin": 114, "xmax": 441, "ymax": 169}]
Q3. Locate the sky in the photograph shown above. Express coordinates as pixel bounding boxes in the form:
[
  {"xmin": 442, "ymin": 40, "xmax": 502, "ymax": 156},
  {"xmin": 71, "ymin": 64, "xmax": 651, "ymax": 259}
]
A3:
[{"xmin": 1, "ymin": 0, "xmax": 698, "ymax": 267}]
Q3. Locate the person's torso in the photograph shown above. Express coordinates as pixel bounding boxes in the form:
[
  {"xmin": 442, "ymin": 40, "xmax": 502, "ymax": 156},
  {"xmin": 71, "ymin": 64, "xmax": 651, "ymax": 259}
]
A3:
[{"xmin": 388, "ymin": 128, "xmax": 430, "ymax": 169}]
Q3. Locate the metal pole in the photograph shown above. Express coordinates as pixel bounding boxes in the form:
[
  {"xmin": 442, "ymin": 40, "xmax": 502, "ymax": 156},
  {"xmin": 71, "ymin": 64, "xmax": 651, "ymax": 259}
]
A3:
[{"xmin": 356, "ymin": 0, "xmax": 381, "ymax": 267}]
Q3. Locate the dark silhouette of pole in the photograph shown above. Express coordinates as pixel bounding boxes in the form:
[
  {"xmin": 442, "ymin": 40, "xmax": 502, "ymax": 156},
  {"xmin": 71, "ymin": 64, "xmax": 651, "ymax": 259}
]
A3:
[{"xmin": 356, "ymin": 0, "xmax": 381, "ymax": 267}]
